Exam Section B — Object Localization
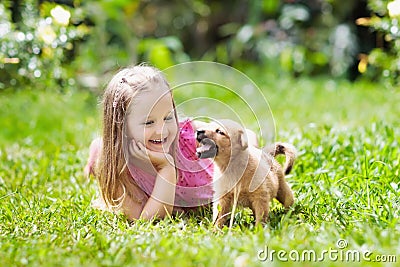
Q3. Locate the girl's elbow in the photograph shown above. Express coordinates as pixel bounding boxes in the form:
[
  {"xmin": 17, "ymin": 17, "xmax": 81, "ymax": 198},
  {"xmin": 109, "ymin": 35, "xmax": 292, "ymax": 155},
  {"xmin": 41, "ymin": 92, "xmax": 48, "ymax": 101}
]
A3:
[
  {"xmin": 84, "ymin": 137, "xmax": 102, "ymax": 178},
  {"xmin": 140, "ymin": 205, "xmax": 173, "ymax": 221}
]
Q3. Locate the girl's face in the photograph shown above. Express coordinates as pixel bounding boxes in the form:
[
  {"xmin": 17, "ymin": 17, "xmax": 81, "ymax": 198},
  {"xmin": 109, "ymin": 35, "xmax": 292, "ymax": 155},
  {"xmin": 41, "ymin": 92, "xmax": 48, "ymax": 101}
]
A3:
[{"xmin": 125, "ymin": 83, "xmax": 178, "ymax": 153}]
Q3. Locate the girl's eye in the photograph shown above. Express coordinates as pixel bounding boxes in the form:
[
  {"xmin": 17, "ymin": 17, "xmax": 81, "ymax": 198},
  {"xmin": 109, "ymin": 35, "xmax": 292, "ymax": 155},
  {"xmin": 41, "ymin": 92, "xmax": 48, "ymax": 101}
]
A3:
[
  {"xmin": 216, "ymin": 129, "xmax": 225, "ymax": 135},
  {"xmin": 165, "ymin": 115, "xmax": 174, "ymax": 121},
  {"xmin": 144, "ymin": 120, "xmax": 154, "ymax": 126}
]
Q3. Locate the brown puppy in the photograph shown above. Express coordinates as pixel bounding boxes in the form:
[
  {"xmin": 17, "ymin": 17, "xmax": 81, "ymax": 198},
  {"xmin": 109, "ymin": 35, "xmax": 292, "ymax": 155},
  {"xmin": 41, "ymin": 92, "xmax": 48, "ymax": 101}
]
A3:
[{"xmin": 196, "ymin": 119, "xmax": 295, "ymax": 227}]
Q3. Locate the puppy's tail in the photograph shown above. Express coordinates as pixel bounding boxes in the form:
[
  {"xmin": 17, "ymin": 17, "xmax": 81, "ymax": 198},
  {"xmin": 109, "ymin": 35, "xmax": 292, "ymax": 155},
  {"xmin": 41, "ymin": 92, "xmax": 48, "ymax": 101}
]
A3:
[{"xmin": 264, "ymin": 142, "xmax": 296, "ymax": 174}]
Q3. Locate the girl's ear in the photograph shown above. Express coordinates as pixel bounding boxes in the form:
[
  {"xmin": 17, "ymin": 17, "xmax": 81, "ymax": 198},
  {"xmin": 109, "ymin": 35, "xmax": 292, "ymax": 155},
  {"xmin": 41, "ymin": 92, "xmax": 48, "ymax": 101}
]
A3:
[{"xmin": 238, "ymin": 130, "xmax": 248, "ymax": 150}]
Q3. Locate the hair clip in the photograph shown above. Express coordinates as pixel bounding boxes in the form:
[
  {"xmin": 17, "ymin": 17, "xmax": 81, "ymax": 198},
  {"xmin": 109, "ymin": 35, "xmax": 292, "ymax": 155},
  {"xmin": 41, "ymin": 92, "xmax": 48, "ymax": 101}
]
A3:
[{"xmin": 112, "ymin": 78, "xmax": 127, "ymax": 108}]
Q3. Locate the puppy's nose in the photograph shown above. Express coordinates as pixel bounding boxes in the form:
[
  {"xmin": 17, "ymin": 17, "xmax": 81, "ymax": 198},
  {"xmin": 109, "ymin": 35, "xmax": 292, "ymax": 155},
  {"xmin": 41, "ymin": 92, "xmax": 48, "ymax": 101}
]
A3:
[{"xmin": 196, "ymin": 130, "xmax": 206, "ymax": 142}]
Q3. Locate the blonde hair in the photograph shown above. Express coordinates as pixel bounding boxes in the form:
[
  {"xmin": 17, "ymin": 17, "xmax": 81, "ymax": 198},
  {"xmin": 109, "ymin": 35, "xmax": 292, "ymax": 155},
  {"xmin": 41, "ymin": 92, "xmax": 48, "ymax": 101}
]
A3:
[{"xmin": 97, "ymin": 65, "xmax": 175, "ymax": 210}]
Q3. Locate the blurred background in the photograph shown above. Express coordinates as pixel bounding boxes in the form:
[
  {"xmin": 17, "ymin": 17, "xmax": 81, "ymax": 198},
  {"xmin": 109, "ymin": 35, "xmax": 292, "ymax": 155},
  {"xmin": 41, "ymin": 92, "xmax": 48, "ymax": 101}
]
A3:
[{"xmin": 1, "ymin": 0, "xmax": 400, "ymax": 92}]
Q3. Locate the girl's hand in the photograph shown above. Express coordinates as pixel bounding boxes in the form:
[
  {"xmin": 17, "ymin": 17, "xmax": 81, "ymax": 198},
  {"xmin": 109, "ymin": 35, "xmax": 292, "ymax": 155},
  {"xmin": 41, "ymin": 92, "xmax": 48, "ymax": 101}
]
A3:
[{"xmin": 129, "ymin": 141, "xmax": 174, "ymax": 171}]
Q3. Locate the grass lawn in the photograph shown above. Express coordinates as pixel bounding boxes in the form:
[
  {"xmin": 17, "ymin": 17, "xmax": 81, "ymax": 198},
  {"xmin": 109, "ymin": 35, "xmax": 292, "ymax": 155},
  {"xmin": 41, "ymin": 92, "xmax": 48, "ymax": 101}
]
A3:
[{"xmin": 0, "ymin": 71, "xmax": 399, "ymax": 266}]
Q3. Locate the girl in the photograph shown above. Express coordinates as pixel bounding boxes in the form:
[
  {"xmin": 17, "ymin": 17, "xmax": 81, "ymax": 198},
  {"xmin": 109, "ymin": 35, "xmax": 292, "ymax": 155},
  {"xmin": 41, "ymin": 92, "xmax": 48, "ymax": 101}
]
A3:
[
  {"xmin": 85, "ymin": 65, "xmax": 215, "ymax": 221},
  {"xmin": 85, "ymin": 64, "xmax": 258, "ymax": 221}
]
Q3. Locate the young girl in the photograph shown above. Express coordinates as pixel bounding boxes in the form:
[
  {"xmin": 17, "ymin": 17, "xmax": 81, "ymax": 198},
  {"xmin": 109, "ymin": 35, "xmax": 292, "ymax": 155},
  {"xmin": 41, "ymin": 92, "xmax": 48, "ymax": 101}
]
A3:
[{"xmin": 85, "ymin": 65, "xmax": 216, "ymax": 221}]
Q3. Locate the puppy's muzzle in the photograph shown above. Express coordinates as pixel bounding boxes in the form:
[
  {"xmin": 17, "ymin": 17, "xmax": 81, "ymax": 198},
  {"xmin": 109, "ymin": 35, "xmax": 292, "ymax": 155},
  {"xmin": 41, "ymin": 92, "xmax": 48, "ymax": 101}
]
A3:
[{"xmin": 195, "ymin": 130, "xmax": 218, "ymax": 159}]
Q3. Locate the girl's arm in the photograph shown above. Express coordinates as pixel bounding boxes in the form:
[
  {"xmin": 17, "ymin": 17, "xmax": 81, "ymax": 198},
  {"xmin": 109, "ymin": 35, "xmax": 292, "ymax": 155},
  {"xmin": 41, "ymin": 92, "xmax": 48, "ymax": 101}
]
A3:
[
  {"xmin": 129, "ymin": 141, "xmax": 177, "ymax": 220},
  {"xmin": 120, "ymin": 167, "xmax": 176, "ymax": 221},
  {"xmin": 139, "ymin": 165, "xmax": 176, "ymax": 219}
]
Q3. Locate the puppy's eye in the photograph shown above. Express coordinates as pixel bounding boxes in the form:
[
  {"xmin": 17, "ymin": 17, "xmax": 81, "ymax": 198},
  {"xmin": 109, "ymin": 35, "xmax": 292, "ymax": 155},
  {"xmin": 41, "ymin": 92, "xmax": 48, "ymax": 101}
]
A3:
[{"xmin": 216, "ymin": 129, "xmax": 225, "ymax": 136}]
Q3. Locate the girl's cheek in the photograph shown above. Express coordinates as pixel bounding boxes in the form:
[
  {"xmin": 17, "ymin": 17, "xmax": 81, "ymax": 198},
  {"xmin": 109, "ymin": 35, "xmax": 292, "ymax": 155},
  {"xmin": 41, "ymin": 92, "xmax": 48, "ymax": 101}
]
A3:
[
  {"xmin": 142, "ymin": 127, "xmax": 153, "ymax": 140},
  {"xmin": 126, "ymin": 121, "xmax": 145, "ymax": 142}
]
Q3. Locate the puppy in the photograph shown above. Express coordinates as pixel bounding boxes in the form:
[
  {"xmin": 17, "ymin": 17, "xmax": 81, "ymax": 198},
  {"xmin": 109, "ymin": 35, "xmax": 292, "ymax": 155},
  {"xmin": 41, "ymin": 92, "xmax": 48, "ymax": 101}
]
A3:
[{"xmin": 196, "ymin": 119, "xmax": 295, "ymax": 227}]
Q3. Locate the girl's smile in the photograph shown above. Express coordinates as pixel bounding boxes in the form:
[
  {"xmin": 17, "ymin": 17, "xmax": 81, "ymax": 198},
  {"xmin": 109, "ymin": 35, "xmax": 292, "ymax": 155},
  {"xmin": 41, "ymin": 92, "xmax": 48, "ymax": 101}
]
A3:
[
  {"xmin": 149, "ymin": 137, "xmax": 167, "ymax": 145},
  {"xmin": 147, "ymin": 137, "xmax": 169, "ymax": 152}
]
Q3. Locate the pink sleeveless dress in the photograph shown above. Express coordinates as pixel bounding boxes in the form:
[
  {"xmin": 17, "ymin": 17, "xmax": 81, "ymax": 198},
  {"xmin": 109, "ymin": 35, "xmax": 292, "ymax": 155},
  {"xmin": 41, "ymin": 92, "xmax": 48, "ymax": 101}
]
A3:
[{"xmin": 127, "ymin": 119, "xmax": 214, "ymax": 208}]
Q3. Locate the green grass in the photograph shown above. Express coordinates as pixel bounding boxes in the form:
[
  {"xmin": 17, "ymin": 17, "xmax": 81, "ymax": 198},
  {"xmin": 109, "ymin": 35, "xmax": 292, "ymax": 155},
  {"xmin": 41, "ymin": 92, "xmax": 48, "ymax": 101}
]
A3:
[{"xmin": 0, "ymin": 74, "xmax": 399, "ymax": 266}]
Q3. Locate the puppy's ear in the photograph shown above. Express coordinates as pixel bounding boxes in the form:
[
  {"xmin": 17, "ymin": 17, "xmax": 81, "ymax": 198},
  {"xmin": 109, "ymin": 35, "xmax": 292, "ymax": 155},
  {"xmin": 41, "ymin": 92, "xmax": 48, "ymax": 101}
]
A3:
[{"xmin": 238, "ymin": 130, "xmax": 248, "ymax": 150}]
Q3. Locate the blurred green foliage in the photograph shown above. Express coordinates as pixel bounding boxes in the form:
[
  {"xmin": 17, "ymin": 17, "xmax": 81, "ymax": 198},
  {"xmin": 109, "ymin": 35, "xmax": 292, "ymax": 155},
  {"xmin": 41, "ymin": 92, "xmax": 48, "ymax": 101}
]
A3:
[
  {"xmin": 0, "ymin": 0, "xmax": 89, "ymax": 90},
  {"xmin": 1, "ymin": 0, "xmax": 400, "ymax": 90},
  {"xmin": 356, "ymin": 0, "xmax": 400, "ymax": 87}
]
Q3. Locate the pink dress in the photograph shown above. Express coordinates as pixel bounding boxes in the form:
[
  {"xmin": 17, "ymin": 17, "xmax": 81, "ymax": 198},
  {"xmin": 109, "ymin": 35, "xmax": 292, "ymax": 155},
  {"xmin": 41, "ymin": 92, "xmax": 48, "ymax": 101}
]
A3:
[{"xmin": 127, "ymin": 119, "xmax": 214, "ymax": 208}]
